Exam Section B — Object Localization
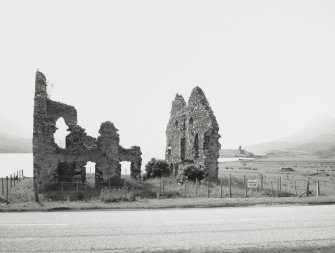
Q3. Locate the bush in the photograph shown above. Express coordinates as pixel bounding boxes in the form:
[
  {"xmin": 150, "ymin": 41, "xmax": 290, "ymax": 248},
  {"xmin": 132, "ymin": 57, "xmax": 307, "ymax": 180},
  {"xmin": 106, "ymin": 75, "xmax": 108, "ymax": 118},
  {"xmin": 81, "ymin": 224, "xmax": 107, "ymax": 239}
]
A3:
[
  {"xmin": 144, "ymin": 158, "xmax": 170, "ymax": 179},
  {"xmin": 179, "ymin": 164, "xmax": 205, "ymax": 182}
]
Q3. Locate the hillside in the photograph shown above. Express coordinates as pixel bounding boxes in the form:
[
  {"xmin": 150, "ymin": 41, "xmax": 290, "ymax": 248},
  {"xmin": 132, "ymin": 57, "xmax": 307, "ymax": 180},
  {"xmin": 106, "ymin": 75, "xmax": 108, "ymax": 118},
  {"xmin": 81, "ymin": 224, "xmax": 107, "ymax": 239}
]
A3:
[
  {"xmin": 246, "ymin": 115, "xmax": 335, "ymax": 159},
  {"xmin": 0, "ymin": 115, "xmax": 32, "ymax": 153}
]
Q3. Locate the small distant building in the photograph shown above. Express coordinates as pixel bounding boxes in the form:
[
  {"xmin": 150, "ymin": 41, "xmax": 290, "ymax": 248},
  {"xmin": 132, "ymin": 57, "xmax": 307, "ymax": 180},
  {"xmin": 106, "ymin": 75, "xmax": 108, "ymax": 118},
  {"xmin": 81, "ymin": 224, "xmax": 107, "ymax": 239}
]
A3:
[{"xmin": 165, "ymin": 87, "xmax": 221, "ymax": 179}]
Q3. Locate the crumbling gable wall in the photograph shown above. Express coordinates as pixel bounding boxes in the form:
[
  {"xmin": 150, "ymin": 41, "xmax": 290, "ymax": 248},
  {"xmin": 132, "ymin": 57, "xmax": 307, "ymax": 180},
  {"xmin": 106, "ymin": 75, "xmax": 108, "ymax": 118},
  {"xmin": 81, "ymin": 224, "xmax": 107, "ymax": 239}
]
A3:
[
  {"xmin": 33, "ymin": 71, "xmax": 142, "ymax": 189},
  {"xmin": 165, "ymin": 87, "xmax": 221, "ymax": 179}
]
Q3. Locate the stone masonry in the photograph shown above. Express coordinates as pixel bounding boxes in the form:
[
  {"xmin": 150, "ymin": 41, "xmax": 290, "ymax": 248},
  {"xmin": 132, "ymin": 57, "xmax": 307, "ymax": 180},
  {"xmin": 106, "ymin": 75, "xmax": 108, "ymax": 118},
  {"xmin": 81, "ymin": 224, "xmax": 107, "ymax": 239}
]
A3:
[
  {"xmin": 33, "ymin": 71, "xmax": 142, "ymax": 190},
  {"xmin": 165, "ymin": 87, "xmax": 221, "ymax": 179}
]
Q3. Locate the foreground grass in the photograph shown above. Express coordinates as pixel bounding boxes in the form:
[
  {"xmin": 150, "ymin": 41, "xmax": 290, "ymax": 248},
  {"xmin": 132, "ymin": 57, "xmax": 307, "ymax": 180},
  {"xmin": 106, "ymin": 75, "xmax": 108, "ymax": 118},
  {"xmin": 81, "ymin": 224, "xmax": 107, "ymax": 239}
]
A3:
[{"xmin": 1, "ymin": 196, "xmax": 335, "ymax": 212}]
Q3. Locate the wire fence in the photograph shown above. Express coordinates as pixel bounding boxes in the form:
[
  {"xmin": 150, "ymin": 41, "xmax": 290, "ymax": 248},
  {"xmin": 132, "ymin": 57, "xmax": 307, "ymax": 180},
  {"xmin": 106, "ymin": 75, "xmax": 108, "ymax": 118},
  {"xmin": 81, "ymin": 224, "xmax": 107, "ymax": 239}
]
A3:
[{"xmin": 0, "ymin": 172, "xmax": 333, "ymax": 203}]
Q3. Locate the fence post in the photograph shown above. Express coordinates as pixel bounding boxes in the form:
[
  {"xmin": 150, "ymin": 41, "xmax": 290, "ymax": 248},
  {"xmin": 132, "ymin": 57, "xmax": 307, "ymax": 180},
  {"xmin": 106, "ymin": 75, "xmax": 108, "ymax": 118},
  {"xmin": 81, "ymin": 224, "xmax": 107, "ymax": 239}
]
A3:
[
  {"xmin": 271, "ymin": 181, "xmax": 273, "ymax": 197},
  {"xmin": 61, "ymin": 182, "xmax": 64, "ymax": 201},
  {"xmin": 207, "ymin": 180, "xmax": 209, "ymax": 198},
  {"xmin": 1, "ymin": 178, "xmax": 3, "ymax": 195},
  {"xmin": 162, "ymin": 178, "xmax": 165, "ymax": 199},
  {"xmin": 306, "ymin": 181, "xmax": 309, "ymax": 197},
  {"xmin": 316, "ymin": 180, "xmax": 320, "ymax": 197},
  {"xmin": 220, "ymin": 177, "xmax": 223, "ymax": 198},
  {"xmin": 184, "ymin": 181, "xmax": 187, "ymax": 198},
  {"xmin": 295, "ymin": 181, "xmax": 297, "ymax": 197},
  {"xmin": 34, "ymin": 179, "xmax": 39, "ymax": 203},
  {"xmin": 279, "ymin": 177, "xmax": 281, "ymax": 193},
  {"xmin": 261, "ymin": 175, "xmax": 263, "ymax": 190},
  {"xmin": 13, "ymin": 173, "xmax": 16, "ymax": 187},
  {"xmin": 6, "ymin": 177, "xmax": 9, "ymax": 203},
  {"xmin": 109, "ymin": 180, "xmax": 111, "ymax": 200},
  {"xmin": 276, "ymin": 178, "xmax": 279, "ymax": 197},
  {"xmin": 245, "ymin": 177, "xmax": 248, "ymax": 197},
  {"xmin": 10, "ymin": 174, "xmax": 12, "ymax": 188},
  {"xmin": 229, "ymin": 174, "xmax": 232, "ymax": 198},
  {"xmin": 195, "ymin": 178, "xmax": 198, "ymax": 198},
  {"xmin": 76, "ymin": 182, "xmax": 79, "ymax": 201}
]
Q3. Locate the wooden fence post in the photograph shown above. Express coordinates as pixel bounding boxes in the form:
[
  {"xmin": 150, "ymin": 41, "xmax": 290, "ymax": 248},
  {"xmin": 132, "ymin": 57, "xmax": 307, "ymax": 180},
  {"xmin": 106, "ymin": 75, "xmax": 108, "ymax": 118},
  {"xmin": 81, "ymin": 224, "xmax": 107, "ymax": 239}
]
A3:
[
  {"xmin": 195, "ymin": 178, "xmax": 198, "ymax": 198},
  {"xmin": 207, "ymin": 180, "xmax": 210, "ymax": 198},
  {"xmin": 245, "ymin": 177, "xmax": 248, "ymax": 197},
  {"xmin": 279, "ymin": 177, "xmax": 281, "ymax": 193},
  {"xmin": 10, "ymin": 174, "xmax": 12, "ymax": 188},
  {"xmin": 61, "ymin": 182, "xmax": 64, "ymax": 201},
  {"xmin": 162, "ymin": 178, "xmax": 165, "ymax": 199},
  {"xmin": 76, "ymin": 182, "xmax": 79, "ymax": 201},
  {"xmin": 34, "ymin": 179, "xmax": 39, "ymax": 203},
  {"xmin": 316, "ymin": 180, "xmax": 320, "ymax": 197},
  {"xmin": 306, "ymin": 181, "xmax": 309, "ymax": 197},
  {"xmin": 276, "ymin": 178, "xmax": 279, "ymax": 197},
  {"xmin": 271, "ymin": 181, "xmax": 273, "ymax": 197},
  {"xmin": 220, "ymin": 177, "xmax": 223, "ymax": 198},
  {"xmin": 295, "ymin": 181, "xmax": 297, "ymax": 197},
  {"xmin": 261, "ymin": 175, "xmax": 263, "ymax": 190},
  {"xmin": 6, "ymin": 177, "xmax": 9, "ymax": 203},
  {"xmin": 108, "ymin": 180, "xmax": 111, "ymax": 200},
  {"xmin": 184, "ymin": 181, "xmax": 187, "ymax": 198},
  {"xmin": 229, "ymin": 174, "xmax": 232, "ymax": 198}
]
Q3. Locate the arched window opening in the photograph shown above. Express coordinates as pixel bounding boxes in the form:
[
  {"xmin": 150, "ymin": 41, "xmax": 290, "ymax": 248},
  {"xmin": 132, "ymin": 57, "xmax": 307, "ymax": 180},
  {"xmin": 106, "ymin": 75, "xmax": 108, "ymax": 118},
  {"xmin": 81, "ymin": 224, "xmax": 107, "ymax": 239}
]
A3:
[
  {"xmin": 54, "ymin": 117, "xmax": 69, "ymax": 148},
  {"xmin": 85, "ymin": 161, "xmax": 96, "ymax": 184}
]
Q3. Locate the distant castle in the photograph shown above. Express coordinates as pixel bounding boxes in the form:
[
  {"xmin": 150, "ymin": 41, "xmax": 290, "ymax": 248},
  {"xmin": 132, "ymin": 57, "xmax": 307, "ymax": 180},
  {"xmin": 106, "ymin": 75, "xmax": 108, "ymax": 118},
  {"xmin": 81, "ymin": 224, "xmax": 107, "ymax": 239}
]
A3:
[{"xmin": 165, "ymin": 87, "xmax": 221, "ymax": 179}]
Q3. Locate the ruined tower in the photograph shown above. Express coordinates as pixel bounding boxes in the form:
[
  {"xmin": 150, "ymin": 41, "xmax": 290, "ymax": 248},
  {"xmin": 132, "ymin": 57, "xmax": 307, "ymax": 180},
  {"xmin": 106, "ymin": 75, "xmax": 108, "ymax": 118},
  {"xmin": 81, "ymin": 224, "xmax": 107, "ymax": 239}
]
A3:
[
  {"xmin": 165, "ymin": 87, "xmax": 221, "ymax": 179},
  {"xmin": 33, "ymin": 71, "xmax": 142, "ymax": 189}
]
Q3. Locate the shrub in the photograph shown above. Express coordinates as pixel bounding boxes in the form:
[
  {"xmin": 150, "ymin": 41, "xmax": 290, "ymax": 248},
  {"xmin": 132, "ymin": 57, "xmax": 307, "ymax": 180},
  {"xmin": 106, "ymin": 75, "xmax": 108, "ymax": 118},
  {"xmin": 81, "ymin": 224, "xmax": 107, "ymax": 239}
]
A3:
[
  {"xmin": 179, "ymin": 164, "xmax": 205, "ymax": 182},
  {"xmin": 144, "ymin": 158, "xmax": 170, "ymax": 179}
]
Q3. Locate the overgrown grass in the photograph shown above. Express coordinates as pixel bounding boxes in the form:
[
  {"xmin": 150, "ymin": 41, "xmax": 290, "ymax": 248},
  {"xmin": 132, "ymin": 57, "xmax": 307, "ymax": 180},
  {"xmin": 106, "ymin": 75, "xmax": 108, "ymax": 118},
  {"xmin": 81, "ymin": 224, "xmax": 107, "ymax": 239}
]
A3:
[{"xmin": 1, "ymin": 176, "xmax": 294, "ymax": 204}]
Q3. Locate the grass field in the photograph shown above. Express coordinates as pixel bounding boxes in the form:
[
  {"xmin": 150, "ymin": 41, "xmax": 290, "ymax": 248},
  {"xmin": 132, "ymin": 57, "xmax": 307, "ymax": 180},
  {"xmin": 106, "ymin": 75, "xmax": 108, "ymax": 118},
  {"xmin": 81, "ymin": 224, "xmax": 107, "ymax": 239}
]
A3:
[{"xmin": 219, "ymin": 157, "xmax": 335, "ymax": 197}]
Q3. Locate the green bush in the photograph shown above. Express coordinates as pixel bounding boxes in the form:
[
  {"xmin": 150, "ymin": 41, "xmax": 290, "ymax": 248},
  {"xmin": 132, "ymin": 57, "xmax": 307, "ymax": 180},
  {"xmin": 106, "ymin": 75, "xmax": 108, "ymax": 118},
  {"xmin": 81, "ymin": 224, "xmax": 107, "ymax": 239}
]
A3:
[
  {"xmin": 144, "ymin": 158, "xmax": 171, "ymax": 179},
  {"xmin": 179, "ymin": 164, "xmax": 205, "ymax": 182}
]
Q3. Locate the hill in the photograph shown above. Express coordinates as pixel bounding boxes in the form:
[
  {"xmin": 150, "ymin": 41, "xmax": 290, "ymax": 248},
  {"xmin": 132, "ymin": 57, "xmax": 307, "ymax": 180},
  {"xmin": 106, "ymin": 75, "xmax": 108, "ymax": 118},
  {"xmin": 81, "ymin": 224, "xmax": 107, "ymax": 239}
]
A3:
[
  {"xmin": 0, "ymin": 115, "xmax": 32, "ymax": 153},
  {"xmin": 246, "ymin": 115, "xmax": 335, "ymax": 159}
]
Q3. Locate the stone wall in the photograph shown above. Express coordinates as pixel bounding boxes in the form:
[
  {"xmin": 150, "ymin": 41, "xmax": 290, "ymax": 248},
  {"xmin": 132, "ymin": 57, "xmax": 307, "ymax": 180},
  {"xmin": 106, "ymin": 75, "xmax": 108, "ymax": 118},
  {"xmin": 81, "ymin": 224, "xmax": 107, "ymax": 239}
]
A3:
[
  {"xmin": 165, "ymin": 87, "xmax": 221, "ymax": 179},
  {"xmin": 33, "ymin": 71, "xmax": 142, "ymax": 190}
]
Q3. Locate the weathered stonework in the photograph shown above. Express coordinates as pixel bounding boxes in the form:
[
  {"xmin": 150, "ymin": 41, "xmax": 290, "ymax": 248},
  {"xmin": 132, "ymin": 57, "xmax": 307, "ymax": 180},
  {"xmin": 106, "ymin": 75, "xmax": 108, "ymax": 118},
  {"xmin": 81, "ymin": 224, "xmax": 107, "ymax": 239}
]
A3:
[
  {"xmin": 33, "ymin": 71, "xmax": 142, "ymax": 189},
  {"xmin": 165, "ymin": 87, "xmax": 221, "ymax": 179}
]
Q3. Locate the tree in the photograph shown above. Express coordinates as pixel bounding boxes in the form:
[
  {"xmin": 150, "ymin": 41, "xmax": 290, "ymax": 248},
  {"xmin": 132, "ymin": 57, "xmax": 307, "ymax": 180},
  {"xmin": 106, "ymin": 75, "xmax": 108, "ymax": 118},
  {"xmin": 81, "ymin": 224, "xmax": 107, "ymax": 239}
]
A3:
[
  {"xmin": 144, "ymin": 158, "xmax": 170, "ymax": 179},
  {"xmin": 179, "ymin": 164, "xmax": 205, "ymax": 182}
]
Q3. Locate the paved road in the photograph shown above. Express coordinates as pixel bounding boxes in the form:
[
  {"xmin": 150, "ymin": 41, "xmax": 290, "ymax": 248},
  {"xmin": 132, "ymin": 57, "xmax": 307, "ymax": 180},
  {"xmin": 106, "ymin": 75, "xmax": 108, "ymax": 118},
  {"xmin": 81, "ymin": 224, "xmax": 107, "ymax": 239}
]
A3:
[{"xmin": 1, "ymin": 205, "xmax": 335, "ymax": 252}]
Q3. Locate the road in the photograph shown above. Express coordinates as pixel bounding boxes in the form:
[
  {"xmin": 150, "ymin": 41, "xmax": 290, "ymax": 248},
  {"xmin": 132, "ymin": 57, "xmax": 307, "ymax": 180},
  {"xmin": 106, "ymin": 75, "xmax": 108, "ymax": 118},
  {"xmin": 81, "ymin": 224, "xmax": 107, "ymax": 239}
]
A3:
[{"xmin": 1, "ymin": 205, "xmax": 335, "ymax": 252}]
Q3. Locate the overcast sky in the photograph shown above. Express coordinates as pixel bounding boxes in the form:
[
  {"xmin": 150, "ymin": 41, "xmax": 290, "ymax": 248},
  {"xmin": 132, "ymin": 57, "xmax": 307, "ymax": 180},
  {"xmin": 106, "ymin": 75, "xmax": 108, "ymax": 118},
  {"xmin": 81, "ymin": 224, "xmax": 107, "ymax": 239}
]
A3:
[{"xmin": 0, "ymin": 0, "xmax": 335, "ymax": 164}]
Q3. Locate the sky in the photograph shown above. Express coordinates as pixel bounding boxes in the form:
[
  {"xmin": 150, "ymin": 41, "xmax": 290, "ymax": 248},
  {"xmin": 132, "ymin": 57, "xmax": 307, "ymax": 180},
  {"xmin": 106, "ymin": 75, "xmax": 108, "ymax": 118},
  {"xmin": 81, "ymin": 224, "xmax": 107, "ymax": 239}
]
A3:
[{"xmin": 0, "ymin": 0, "xmax": 335, "ymax": 165}]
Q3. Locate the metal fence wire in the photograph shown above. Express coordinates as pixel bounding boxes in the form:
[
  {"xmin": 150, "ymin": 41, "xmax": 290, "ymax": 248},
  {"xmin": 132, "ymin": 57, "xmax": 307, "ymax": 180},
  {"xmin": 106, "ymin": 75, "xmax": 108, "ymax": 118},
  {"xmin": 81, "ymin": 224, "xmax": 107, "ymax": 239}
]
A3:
[{"xmin": 0, "ymin": 173, "xmax": 333, "ymax": 203}]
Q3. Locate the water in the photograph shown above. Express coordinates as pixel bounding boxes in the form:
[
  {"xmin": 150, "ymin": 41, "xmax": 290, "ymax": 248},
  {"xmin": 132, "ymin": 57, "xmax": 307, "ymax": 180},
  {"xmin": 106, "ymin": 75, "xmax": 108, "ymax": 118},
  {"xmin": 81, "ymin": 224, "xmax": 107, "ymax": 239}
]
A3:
[
  {"xmin": 0, "ymin": 153, "xmax": 33, "ymax": 178},
  {"xmin": 218, "ymin": 157, "xmax": 255, "ymax": 162},
  {"xmin": 0, "ymin": 154, "xmax": 253, "ymax": 178}
]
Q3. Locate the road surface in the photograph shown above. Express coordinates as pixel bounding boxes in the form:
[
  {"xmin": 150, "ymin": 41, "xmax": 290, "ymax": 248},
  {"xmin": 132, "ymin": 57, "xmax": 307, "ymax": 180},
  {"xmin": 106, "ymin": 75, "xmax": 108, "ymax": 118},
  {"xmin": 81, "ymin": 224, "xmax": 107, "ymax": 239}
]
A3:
[{"xmin": 1, "ymin": 205, "xmax": 335, "ymax": 252}]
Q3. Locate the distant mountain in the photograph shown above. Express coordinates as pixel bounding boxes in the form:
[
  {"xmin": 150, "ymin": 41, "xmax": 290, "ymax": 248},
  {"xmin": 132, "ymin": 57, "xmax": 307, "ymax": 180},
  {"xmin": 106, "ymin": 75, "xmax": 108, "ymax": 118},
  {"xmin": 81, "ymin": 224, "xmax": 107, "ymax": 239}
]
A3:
[
  {"xmin": 246, "ymin": 115, "xmax": 335, "ymax": 159},
  {"xmin": 0, "ymin": 133, "xmax": 32, "ymax": 153},
  {"xmin": 0, "ymin": 115, "xmax": 32, "ymax": 153}
]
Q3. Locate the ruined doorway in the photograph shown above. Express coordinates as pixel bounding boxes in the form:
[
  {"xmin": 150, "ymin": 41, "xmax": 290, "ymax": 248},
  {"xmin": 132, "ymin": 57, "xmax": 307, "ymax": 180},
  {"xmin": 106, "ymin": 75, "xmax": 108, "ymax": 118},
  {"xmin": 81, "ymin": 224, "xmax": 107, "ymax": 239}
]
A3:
[
  {"xmin": 180, "ymin": 137, "xmax": 186, "ymax": 162},
  {"xmin": 121, "ymin": 161, "xmax": 131, "ymax": 178},
  {"xmin": 54, "ymin": 117, "xmax": 68, "ymax": 148},
  {"xmin": 85, "ymin": 161, "xmax": 96, "ymax": 184}
]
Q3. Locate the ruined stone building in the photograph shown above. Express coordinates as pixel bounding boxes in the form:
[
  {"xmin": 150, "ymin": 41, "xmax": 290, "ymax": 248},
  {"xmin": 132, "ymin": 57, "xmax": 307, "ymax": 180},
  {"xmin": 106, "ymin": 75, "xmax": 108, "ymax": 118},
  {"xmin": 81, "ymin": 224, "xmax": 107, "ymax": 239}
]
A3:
[
  {"xmin": 33, "ymin": 71, "xmax": 141, "ymax": 189},
  {"xmin": 165, "ymin": 87, "xmax": 221, "ymax": 179}
]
